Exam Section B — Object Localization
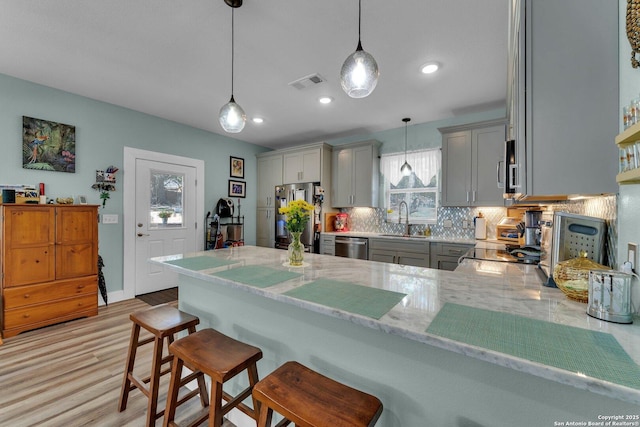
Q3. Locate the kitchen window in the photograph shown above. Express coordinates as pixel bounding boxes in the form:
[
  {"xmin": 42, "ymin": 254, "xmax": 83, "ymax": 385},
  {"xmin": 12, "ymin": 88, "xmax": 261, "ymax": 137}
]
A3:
[{"xmin": 381, "ymin": 149, "xmax": 440, "ymax": 223}]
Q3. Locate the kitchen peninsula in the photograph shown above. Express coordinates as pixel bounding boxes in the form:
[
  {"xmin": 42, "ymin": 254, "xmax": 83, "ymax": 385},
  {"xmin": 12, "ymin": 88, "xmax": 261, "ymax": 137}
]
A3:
[{"xmin": 153, "ymin": 246, "xmax": 639, "ymax": 426}]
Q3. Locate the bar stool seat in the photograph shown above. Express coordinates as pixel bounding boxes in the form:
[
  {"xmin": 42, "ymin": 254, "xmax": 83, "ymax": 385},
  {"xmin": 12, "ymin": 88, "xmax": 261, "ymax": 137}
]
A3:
[
  {"xmin": 118, "ymin": 304, "xmax": 207, "ymax": 427},
  {"xmin": 253, "ymin": 361, "xmax": 383, "ymax": 427},
  {"xmin": 163, "ymin": 328, "xmax": 263, "ymax": 427}
]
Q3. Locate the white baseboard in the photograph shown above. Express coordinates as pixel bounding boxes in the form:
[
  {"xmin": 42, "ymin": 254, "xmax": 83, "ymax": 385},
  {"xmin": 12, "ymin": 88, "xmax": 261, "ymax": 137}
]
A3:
[{"xmin": 99, "ymin": 290, "xmax": 127, "ymax": 306}]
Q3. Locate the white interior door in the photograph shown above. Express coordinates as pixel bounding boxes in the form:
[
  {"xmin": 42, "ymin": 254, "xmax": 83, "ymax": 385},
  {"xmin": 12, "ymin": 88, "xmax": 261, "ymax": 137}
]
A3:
[{"xmin": 134, "ymin": 159, "xmax": 197, "ymax": 295}]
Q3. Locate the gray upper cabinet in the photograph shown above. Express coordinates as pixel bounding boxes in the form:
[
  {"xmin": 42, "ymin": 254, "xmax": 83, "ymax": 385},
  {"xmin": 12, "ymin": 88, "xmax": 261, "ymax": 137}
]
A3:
[
  {"xmin": 508, "ymin": 0, "xmax": 618, "ymax": 198},
  {"xmin": 256, "ymin": 153, "xmax": 283, "ymax": 208},
  {"xmin": 331, "ymin": 141, "xmax": 380, "ymax": 208},
  {"xmin": 441, "ymin": 120, "xmax": 506, "ymax": 207},
  {"xmin": 283, "ymin": 147, "xmax": 322, "ymax": 184}
]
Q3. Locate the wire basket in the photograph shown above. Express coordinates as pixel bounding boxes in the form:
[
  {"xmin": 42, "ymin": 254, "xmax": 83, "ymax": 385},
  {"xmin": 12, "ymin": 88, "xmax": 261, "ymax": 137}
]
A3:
[{"xmin": 553, "ymin": 251, "xmax": 610, "ymax": 303}]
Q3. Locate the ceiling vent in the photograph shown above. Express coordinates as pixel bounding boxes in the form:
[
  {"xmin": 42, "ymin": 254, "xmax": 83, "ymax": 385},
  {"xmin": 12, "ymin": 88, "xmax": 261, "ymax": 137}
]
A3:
[{"xmin": 288, "ymin": 73, "xmax": 326, "ymax": 90}]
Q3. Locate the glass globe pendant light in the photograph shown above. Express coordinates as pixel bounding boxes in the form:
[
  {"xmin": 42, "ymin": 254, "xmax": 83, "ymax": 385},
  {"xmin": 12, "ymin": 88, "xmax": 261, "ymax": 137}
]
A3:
[
  {"xmin": 219, "ymin": 1, "xmax": 246, "ymax": 133},
  {"xmin": 400, "ymin": 118, "xmax": 412, "ymax": 176},
  {"xmin": 340, "ymin": 0, "xmax": 379, "ymax": 98}
]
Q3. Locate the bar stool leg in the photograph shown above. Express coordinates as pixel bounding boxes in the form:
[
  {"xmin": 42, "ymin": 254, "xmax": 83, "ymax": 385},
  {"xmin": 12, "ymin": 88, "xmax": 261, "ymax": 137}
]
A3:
[
  {"xmin": 247, "ymin": 363, "xmax": 261, "ymax": 421},
  {"xmin": 118, "ymin": 322, "xmax": 141, "ymax": 412},
  {"xmin": 210, "ymin": 381, "xmax": 224, "ymax": 427},
  {"xmin": 163, "ymin": 356, "xmax": 184, "ymax": 427},
  {"xmin": 256, "ymin": 403, "xmax": 273, "ymax": 427},
  {"xmin": 146, "ymin": 334, "xmax": 165, "ymax": 427}
]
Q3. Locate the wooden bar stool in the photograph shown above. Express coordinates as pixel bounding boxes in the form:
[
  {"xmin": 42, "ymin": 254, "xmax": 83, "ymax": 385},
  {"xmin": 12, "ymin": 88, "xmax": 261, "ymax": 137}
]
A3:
[
  {"xmin": 118, "ymin": 304, "xmax": 207, "ymax": 427},
  {"xmin": 163, "ymin": 328, "xmax": 263, "ymax": 427},
  {"xmin": 253, "ymin": 361, "xmax": 383, "ymax": 427}
]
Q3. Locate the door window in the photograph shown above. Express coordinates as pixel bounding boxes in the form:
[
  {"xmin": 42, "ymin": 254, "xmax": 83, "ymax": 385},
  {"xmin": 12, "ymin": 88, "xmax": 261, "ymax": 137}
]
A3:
[{"xmin": 149, "ymin": 170, "xmax": 184, "ymax": 228}]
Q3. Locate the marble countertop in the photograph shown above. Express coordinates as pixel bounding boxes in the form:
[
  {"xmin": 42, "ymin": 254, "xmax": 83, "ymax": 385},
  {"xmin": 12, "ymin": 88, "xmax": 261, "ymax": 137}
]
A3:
[{"xmin": 152, "ymin": 246, "xmax": 640, "ymax": 405}]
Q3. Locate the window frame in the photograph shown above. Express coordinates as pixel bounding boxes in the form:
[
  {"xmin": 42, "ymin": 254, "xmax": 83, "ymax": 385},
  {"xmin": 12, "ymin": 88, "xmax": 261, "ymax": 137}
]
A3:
[{"xmin": 380, "ymin": 148, "xmax": 441, "ymax": 224}]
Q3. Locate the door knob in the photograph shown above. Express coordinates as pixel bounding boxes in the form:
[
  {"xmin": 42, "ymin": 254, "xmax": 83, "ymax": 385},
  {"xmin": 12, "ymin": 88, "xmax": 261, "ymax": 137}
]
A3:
[{"xmin": 137, "ymin": 233, "xmax": 150, "ymax": 237}]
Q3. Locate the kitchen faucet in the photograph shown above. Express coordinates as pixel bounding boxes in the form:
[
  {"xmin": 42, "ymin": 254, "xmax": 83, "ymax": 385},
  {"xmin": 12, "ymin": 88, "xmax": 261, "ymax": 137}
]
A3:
[{"xmin": 399, "ymin": 200, "xmax": 410, "ymax": 235}]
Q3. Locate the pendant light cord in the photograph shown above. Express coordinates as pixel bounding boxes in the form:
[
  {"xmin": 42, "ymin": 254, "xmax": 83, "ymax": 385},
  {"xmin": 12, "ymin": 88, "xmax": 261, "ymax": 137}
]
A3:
[
  {"xmin": 404, "ymin": 120, "xmax": 408, "ymax": 161},
  {"xmin": 358, "ymin": 0, "xmax": 362, "ymax": 42},
  {"xmin": 231, "ymin": 8, "xmax": 235, "ymax": 98}
]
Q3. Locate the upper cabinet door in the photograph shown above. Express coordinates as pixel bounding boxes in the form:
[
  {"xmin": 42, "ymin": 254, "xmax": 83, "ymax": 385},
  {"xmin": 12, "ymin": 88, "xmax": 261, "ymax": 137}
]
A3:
[
  {"xmin": 331, "ymin": 141, "xmax": 380, "ymax": 208},
  {"xmin": 441, "ymin": 131, "xmax": 472, "ymax": 206},
  {"xmin": 55, "ymin": 206, "xmax": 98, "ymax": 279},
  {"xmin": 283, "ymin": 148, "xmax": 321, "ymax": 184},
  {"xmin": 257, "ymin": 154, "xmax": 283, "ymax": 207},
  {"xmin": 472, "ymin": 125, "xmax": 506, "ymax": 206},
  {"xmin": 2, "ymin": 206, "xmax": 56, "ymax": 287},
  {"xmin": 523, "ymin": 0, "xmax": 618, "ymax": 196}
]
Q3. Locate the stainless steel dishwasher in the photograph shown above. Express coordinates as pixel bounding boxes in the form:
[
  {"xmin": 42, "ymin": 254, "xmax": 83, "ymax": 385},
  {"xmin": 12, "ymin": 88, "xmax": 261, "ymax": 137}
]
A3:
[{"xmin": 334, "ymin": 236, "xmax": 368, "ymax": 260}]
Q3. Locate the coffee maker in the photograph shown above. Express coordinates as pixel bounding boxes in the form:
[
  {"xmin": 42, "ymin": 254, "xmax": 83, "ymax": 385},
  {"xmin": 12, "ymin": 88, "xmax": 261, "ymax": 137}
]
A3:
[{"xmin": 523, "ymin": 210, "xmax": 542, "ymax": 247}]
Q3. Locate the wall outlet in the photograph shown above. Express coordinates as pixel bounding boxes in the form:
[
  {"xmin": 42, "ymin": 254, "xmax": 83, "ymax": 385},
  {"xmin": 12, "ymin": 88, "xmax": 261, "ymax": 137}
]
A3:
[
  {"xmin": 462, "ymin": 220, "xmax": 469, "ymax": 229},
  {"xmin": 628, "ymin": 242, "xmax": 638, "ymax": 271},
  {"xmin": 102, "ymin": 214, "xmax": 118, "ymax": 224},
  {"xmin": 443, "ymin": 219, "xmax": 453, "ymax": 228}
]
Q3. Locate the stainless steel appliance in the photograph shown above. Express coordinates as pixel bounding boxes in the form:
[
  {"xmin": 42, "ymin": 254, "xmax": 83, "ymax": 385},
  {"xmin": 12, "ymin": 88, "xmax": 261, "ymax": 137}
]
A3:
[
  {"xmin": 335, "ymin": 236, "xmax": 368, "ymax": 260},
  {"xmin": 539, "ymin": 212, "xmax": 607, "ymax": 287},
  {"xmin": 588, "ymin": 270, "xmax": 634, "ymax": 324},
  {"xmin": 275, "ymin": 182, "xmax": 320, "ymax": 252}
]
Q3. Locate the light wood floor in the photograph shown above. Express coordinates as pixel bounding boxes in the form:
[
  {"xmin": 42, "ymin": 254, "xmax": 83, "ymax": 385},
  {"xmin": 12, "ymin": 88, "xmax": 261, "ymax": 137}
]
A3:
[{"xmin": 0, "ymin": 299, "xmax": 234, "ymax": 427}]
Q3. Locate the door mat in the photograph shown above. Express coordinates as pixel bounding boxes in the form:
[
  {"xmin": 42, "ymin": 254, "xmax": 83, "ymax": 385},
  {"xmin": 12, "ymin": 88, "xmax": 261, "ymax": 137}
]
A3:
[
  {"xmin": 284, "ymin": 278, "xmax": 406, "ymax": 320},
  {"xmin": 137, "ymin": 287, "xmax": 178, "ymax": 306},
  {"xmin": 165, "ymin": 255, "xmax": 236, "ymax": 271},
  {"xmin": 211, "ymin": 266, "xmax": 302, "ymax": 288},
  {"xmin": 426, "ymin": 303, "xmax": 640, "ymax": 389}
]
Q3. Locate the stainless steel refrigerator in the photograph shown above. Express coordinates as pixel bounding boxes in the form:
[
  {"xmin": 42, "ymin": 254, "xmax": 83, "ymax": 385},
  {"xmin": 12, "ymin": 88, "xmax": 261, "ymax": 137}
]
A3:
[{"xmin": 275, "ymin": 182, "xmax": 320, "ymax": 252}]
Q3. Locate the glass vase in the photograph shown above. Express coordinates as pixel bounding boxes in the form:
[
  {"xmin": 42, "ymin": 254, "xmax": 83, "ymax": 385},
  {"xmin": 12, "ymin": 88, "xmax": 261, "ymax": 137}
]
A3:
[{"xmin": 288, "ymin": 231, "xmax": 304, "ymax": 266}]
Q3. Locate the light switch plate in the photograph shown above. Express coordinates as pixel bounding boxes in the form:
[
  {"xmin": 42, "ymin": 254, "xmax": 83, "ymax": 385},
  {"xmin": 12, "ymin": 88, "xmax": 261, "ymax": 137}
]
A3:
[{"xmin": 102, "ymin": 214, "xmax": 118, "ymax": 224}]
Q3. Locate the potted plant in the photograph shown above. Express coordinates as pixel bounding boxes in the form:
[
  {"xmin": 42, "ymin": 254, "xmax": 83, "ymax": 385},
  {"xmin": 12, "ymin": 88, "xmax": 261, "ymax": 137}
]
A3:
[{"xmin": 158, "ymin": 209, "xmax": 173, "ymax": 224}]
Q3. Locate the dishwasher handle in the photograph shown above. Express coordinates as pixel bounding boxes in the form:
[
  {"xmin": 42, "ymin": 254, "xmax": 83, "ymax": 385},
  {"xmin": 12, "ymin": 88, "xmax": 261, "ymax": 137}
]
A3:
[{"xmin": 335, "ymin": 237, "xmax": 368, "ymax": 245}]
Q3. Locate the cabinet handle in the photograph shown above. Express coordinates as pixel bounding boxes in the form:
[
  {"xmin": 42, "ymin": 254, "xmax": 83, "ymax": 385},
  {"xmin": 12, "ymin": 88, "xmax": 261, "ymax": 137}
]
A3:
[
  {"xmin": 23, "ymin": 294, "xmax": 30, "ymax": 299},
  {"xmin": 137, "ymin": 233, "xmax": 150, "ymax": 237},
  {"xmin": 497, "ymin": 160, "xmax": 504, "ymax": 188},
  {"xmin": 23, "ymin": 314, "xmax": 30, "ymax": 319},
  {"xmin": 472, "ymin": 190, "xmax": 476, "ymax": 202},
  {"xmin": 466, "ymin": 191, "xmax": 470, "ymax": 203}
]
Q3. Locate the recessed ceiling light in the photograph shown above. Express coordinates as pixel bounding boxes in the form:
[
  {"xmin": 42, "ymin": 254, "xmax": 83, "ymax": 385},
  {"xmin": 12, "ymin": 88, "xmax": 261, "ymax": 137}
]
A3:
[
  {"xmin": 420, "ymin": 62, "xmax": 440, "ymax": 74},
  {"xmin": 318, "ymin": 96, "xmax": 333, "ymax": 104},
  {"xmin": 252, "ymin": 117, "xmax": 264, "ymax": 124}
]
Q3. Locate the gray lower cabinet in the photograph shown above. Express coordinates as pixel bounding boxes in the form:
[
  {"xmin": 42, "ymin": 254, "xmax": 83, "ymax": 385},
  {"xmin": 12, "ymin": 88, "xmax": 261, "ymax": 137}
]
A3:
[
  {"xmin": 430, "ymin": 242, "xmax": 473, "ymax": 271},
  {"xmin": 320, "ymin": 234, "xmax": 335, "ymax": 256},
  {"xmin": 369, "ymin": 238, "xmax": 430, "ymax": 268},
  {"xmin": 256, "ymin": 208, "xmax": 275, "ymax": 248}
]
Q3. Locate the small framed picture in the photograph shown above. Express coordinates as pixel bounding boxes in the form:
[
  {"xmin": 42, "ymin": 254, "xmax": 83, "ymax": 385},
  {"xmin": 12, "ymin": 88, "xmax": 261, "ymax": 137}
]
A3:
[
  {"xmin": 228, "ymin": 180, "xmax": 246, "ymax": 198},
  {"xmin": 230, "ymin": 156, "xmax": 244, "ymax": 179}
]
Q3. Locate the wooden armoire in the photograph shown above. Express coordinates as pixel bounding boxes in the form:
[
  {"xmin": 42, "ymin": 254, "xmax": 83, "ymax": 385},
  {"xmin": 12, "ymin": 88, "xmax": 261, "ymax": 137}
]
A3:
[{"xmin": 0, "ymin": 204, "xmax": 99, "ymax": 338}]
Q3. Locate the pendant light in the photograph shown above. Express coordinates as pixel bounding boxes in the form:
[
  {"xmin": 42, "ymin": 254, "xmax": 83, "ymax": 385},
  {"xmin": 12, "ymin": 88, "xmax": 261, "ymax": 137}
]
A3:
[
  {"xmin": 400, "ymin": 118, "xmax": 412, "ymax": 176},
  {"xmin": 219, "ymin": 0, "xmax": 246, "ymax": 133},
  {"xmin": 340, "ymin": 0, "xmax": 379, "ymax": 98}
]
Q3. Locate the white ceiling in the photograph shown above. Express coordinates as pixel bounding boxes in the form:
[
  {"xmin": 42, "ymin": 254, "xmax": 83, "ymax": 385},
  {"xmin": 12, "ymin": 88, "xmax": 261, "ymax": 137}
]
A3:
[{"xmin": 0, "ymin": 0, "xmax": 508, "ymax": 149}]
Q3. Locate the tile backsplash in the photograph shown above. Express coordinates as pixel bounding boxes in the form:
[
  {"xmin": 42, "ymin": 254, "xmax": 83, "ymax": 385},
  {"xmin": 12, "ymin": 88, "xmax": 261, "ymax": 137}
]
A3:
[{"xmin": 339, "ymin": 194, "xmax": 618, "ymax": 266}]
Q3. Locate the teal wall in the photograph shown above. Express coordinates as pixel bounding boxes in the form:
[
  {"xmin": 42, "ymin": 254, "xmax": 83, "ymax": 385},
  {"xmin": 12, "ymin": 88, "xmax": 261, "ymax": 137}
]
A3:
[{"xmin": 0, "ymin": 73, "xmax": 269, "ymax": 297}]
